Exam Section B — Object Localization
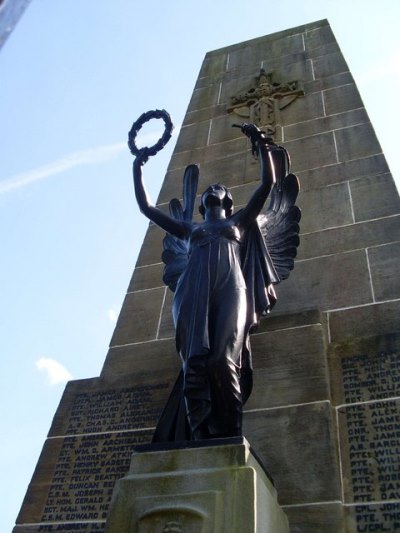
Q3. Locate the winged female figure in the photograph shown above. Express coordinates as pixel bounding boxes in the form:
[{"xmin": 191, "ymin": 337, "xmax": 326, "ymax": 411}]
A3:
[{"xmin": 132, "ymin": 121, "xmax": 300, "ymax": 442}]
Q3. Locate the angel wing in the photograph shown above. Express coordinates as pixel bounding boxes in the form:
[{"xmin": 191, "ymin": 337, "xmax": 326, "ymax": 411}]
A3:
[
  {"xmin": 162, "ymin": 164, "xmax": 199, "ymax": 291},
  {"xmin": 241, "ymin": 170, "xmax": 301, "ymax": 326}
]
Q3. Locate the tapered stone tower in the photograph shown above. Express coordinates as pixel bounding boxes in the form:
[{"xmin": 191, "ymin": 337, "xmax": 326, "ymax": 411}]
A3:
[{"xmin": 15, "ymin": 19, "xmax": 400, "ymax": 532}]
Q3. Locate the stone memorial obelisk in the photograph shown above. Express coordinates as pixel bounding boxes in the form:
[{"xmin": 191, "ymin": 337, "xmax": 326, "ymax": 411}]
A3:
[{"xmin": 15, "ymin": 19, "xmax": 400, "ymax": 533}]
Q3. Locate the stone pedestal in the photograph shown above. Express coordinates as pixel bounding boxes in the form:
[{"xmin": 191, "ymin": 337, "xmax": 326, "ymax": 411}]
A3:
[{"xmin": 105, "ymin": 437, "xmax": 289, "ymax": 533}]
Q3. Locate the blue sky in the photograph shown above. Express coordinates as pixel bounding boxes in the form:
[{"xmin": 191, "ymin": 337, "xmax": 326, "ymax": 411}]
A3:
[{"xmin": 1, "ymin": 1, "xmax": 399, "ymax": 530}]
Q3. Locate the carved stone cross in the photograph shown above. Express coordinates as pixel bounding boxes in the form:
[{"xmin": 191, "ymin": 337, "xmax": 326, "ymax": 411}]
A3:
[{"xmin": 227, "ymin": 69, "xmax": 304, "ymax": 137}]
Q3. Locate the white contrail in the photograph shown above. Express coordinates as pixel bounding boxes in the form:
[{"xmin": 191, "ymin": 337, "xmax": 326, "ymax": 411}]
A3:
[{"xmin": 0, "ymin": 141, "xmax": 127, "ymax": 194}]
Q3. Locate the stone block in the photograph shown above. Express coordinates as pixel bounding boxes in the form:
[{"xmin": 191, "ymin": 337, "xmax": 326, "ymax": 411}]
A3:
[
  {"xmin": 109, "ymin": 287, "xmax": 166, "ymax": 347},
  {"xmin": 208, "ymin": 113, "xmax": 245, "ymax": 145},
  {"xmin": 350, "ymin": 173, "xmax": 400, "ymax": 222},
  {"xmin": 157, "ymin": 287, "xmax": 175, "ymax": 340},
  {"xmin": 284, "ymin": 502, "xmax": 345, "ymax": 533},
  {"xmin": 183, "ymin": 103, "xmax": 227, "ymax": 126},
  {"xmin": 323, "ymin": 83, "xmax": 364, "ymax": 116},
  {"xmin": 297, "ymin": 181, "xmax": 353, "ymax": 234},
  {"xmin": 243, "ymin": 402, "xmax": 341, "ymax": 504},
  {"xmin": 279, "ymin": 91, "xmax": 324, "ymax": 127},
  {"xmin": 273, "ymin": 250, "xmax": 372, "ymax": 315},
  {"xmin": 329, "ymin": 301, "xmax": 400, "ymax": 343},
  {"xmin": 335, "ymin": 122, "xmax": 382, "ymax": 162},
  {"xmin": 106, "ymin": 439, "xmax": 289, "ymax": 533},
  {"xmin": 305, "ymin": 23, "xmax": 336, "ymax": 50},
  {"xmin": 304, "ymin": 71, "xmax": 355, "ymax": 94},
  {"xmin": 305, "ymin": 41, "xmax": 340, "ymax": 60},
  {"xmin": 174, "ymin": 120, "xmax": 211, "ymax": 154},
  {"xmin": 199, "ymin": 52, "xmax": 227, "ymax": 80},
  {"xmin": 312, "ymin": 51, "xmax": 349, "ymax": 79},
  {"xmin": 284, "ymin": 132, "xmax": 338, "ymax": 173},
  {"xmin": 368, "ymin": 241, "xmax": 400, "ymax": 301},
  {"xmin": 245, "ymin": 322, "xmax": 330, "ymax": 410},
  {"xmin": 101, "ymin": 337, "xmax": 179, "ymax": 381},
  {"xmin": 187, "ymin": 83, "xmax": 221, "ymax": 113},
  {"xmin": 284, "ymin": 108, "xmax": 369, "ymax": 142},
  {"xmin": 297, "ymin": 154, "xmax": 389, "ymax": 191},
  {"xmin": 127, "ymin": 263, "xmax": 164, "ymax": 292},
  {"xmin": 135, "ymin": 224, "xmax": 165, "ymax": 267},
  {"xmin": 298, "ymin": 215, "xmax": 400, "ymax": 261}
]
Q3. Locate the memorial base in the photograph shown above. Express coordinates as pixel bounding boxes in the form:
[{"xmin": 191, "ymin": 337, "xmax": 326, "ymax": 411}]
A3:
[{"xmin": 106, "ymin": 437, "xmax": 289, "ymax": 533}]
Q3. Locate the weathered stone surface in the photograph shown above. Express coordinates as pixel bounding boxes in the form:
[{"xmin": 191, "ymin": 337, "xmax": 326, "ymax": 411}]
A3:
[
  {"xmin": 323, "ymin": 83, "xmax": 364, "ymax": 116},
  {"xmin": 350, "ymin": 172, "xmax": 400, "ymax": 222},
  {"xmin": 304, "ymin": 71, "xmax": 355, "ymax": 94},
  {"xmin": 296, "ymin": 154, "xmax": 389, "ymax": 191},
  {"xmin": 157, "ymin": 287, "xmax": 175, "ymax": 340},
  {"xmin": 107, "ymin": 439, "xmax": 289, "ymax": 533},
  {"xmin": 313, "ymin": 51, "xmax": 349, "ymax": 79},
  {"xmin": 174, "ymin": 120, "xmax": 211, "ymax": 153},
  {"xmin": 127, "ymin": 262, "xmax": 163, "ymax": 292},
  {"xmin": 304, "ymin": 23, "xmax": 336, "ymax": 51},
  {"xmin": 297, "ymin": 181, "xmax": 353, "ymax": 233},
  {"xmin": 246, "ymin": 323, "xmax": 329, "ymax": 410},
  {"xmin": 183, "ymin": 103, "xmax": 227, "ymax": 126},
  {"xmin": 284, "ymin": 108, "xmax": 369, "ymax": 142},
  {"xmin": 243, "ymin": 402, "xmax": 341, "ymax": 504},
  {"xmin": 284, "ymin": 132, "xmax": 338, "ymax": 172},
  {"xmin": 368, "ymin": 241, "xmax": 400, "ymax": 301},
  {"xmin": 102, "ymin": 338, "xmax": 179, "ymax": 381},
  {"xmin": 284, "ymin": 503, "xmax": 345, "ymax": 533},
  {"xmin": 298, "ymin": 215, "xmax": 400, "ymax": 261},
  {"xmin": 273, "ymin": 250, "xmax": 372, "ymax": 315},
  {"xmin": 280, "ymin": 91, "xmax": 324, "ymax": 126},
  {"xmin": 329, "ymin": 301, "xmax": 400, "ymax": 343},
  {"xmin": 109, "ymin": 287, "xmax": 165, "ymax": 346},
  {"xmin": 335, "ymin": 122, "xmax": 382, "ymax": 162},
  {"xmin": 135, "ymin": 223, "xmax": 165, "ymax": 267},
  {"xmin": 187, "ymin": 83, "xmax": 221, "ymax": 112}
]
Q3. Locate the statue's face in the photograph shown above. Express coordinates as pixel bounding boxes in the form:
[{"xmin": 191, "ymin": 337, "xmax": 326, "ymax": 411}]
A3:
[{"xmin": 201, "ymin": 184, "xmax": 227, "ymax": 209}]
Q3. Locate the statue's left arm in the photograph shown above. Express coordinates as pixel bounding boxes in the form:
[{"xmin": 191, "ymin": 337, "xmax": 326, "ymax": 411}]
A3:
[{"xmin": 235, "ymin": 124, "xmax": 289, "ymax": 229}]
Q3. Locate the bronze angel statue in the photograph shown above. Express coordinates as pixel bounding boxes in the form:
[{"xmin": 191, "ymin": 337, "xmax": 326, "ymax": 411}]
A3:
[{"xmin": 131, "ymin": 112, "xmax": 300, "ymax": 442}]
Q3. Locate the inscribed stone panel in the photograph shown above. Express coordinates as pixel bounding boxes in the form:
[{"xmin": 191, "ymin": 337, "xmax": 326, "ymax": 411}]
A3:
[
  {"xmin": 350, "ymin": 173, "xmax": 400, "ymax": 222},
  {"xmin": 345, "ymin": 503, "xmax": 400, "ymax": 532},
  {"xmin": 329, "ymin": 333, "xmax": 400, "ymax": 406},
  {"xmin": 109, "ymin": 287, "xmax": 165, "ymax": 346},
  {"xmin": 368, "ymin": 242, "xmax": 400, "ymax": 301},
  {"xmin": 339, "ymin": 398, "xmax": 400, "ymax": 503},
  {"xmin": 16, "ymin": 431, "xmax": 153, "ymax": 526},
  {"xmin": 243, "ymin": 402, "xmax": 341, "ymax": 504}
]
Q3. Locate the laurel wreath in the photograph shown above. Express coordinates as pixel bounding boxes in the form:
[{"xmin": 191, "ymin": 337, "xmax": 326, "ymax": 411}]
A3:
[{"xmin": 128, "ymin": 109, "xmax": 173, "ymax": 158}]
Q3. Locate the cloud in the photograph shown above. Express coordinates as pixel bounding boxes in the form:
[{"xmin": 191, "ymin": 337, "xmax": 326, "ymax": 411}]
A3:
[
  {"xmin": 107, "ymin": 308, "xmax": 119, "ymax": 323},
  {"xmin": 0, "ymin": 141, "xmax": 126, "ymax": 194},
  {"xmin": 35, "ymin": 357, "xmax": 73, "ymax": 385}
]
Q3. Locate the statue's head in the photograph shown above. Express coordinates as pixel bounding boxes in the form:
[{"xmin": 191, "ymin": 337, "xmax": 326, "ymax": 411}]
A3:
[{"xmin": 199, "ymin": 183, "xmax": 233, "ymax": 218}]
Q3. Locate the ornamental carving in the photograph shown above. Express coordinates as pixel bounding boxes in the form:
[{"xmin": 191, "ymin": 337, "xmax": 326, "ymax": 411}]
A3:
[{"xmin": 227, "ymin": 69, "xmax": 304, "ymax": 136}]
